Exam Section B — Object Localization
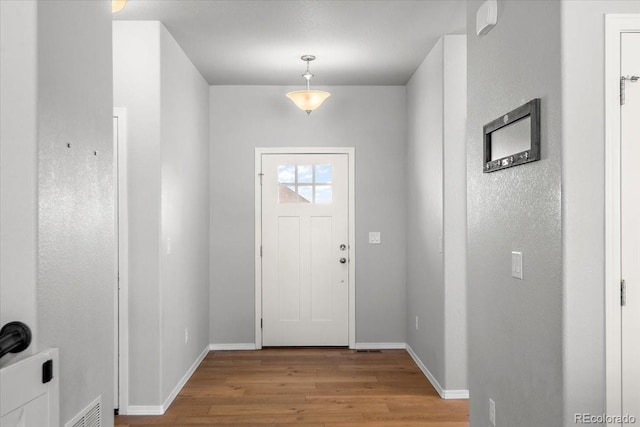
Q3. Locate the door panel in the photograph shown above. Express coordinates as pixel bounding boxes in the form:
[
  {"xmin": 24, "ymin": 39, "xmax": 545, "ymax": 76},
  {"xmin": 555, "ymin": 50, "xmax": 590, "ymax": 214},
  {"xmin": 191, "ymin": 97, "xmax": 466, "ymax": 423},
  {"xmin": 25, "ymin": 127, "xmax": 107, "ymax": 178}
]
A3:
[
  {"xmin": 310, "ymin": 216, "xmax": 333, "ymax": 321},
  {"xmin": 621, "ymin": 31, "xmax": 640, "ymax": 425},
  {"xmin": 113, "ymin": 114, "xmax": 119, "ymax": 411},
  {"xmin": 262, "ymin": 154, "xmax": 349, "ymax": 346},
  {"xmin": 2, "ymin": 394, "xmax": 48, "ymax": 427},
  {"xmin": 277, "ymin": 216, "xmax": 301, "ymax": 321},
  {"xmin": 0, "ymin": 348, "xmax": 59, "ymax": 427}
]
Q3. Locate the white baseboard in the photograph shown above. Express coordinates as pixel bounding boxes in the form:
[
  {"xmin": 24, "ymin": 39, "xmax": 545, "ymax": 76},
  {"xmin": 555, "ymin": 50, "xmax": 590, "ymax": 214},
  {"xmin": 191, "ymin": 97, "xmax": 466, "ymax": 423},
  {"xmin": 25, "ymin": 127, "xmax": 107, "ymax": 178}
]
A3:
[
  {"xmin": 161, "ymin": 345, "xmax": 209, "ymax": 411},
  {"xmin": 209, "ymin": 343, "xmax": 257, "ymax": 351},
  {"xmin": 354, "ymin": 342, "xmax": 407, "ymax": 350},
  {"xmin": 443, "ymin": 389, "xmax": 470, "ymax": 399},
  {"xmin": 126, "ymin": 406, "xmax": 164, "ymax": 415},
  {"xmin": 405, "ymin": 344, "xmax": 469, "ymax": 400},
  {"xmin": 124, "ymin": 345, "xmax": 209, "ymax": 415}
]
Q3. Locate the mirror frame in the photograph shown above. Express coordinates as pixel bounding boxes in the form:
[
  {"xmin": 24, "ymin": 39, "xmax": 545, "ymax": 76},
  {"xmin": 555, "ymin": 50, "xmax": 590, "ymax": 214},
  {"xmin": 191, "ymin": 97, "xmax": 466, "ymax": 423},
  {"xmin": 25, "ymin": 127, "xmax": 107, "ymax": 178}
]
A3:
[{"xmin": 483, "ymin": 98, "xmax": 541, "ymax": 173}]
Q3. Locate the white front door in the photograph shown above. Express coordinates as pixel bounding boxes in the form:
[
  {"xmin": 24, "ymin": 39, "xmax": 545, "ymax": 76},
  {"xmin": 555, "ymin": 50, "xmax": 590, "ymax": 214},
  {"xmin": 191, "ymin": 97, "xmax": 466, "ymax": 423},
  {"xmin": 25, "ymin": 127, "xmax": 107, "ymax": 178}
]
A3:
[
  {"xmin": 0, "ymin": 349, "xmax": 59, "ymax": 427},
  {"xmin": 261, "ymin": 153, "xmax": 349, "ymax": 346},
  {"xmin": 621, "ymin": 31, "xmax": 640, "ymax": 425}
]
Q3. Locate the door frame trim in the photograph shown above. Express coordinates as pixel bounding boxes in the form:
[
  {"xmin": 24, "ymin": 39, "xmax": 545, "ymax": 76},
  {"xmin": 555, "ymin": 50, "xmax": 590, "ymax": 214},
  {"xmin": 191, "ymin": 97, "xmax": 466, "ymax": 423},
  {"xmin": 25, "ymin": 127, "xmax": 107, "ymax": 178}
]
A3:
[
  {"xmin": 114, "ymin": 107, "xmax": 129, "ymax": 414},
  {"xmin": 254, "ymin": 147, "xmax": 356, "ymax": 349},
  {"xmin": 605, "ymin": 14, "xmax": 640, "ymax": 425}
]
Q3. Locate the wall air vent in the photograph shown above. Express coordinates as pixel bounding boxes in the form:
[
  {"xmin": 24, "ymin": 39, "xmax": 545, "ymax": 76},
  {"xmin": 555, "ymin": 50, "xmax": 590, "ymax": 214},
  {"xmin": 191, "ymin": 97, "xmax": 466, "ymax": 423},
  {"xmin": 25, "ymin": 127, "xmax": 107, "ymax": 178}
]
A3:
[{"xmin": 65, "ymin": 396, "xmax": 102, "ymax": 427}]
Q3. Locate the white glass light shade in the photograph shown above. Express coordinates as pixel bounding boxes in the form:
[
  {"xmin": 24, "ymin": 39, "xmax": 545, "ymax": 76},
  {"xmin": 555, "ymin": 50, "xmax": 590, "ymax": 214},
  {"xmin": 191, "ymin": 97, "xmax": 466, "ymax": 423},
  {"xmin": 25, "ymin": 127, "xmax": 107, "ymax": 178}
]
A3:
[{"xmin": 286, "ymin": 90, "xmax": 331, "ymax": 114}]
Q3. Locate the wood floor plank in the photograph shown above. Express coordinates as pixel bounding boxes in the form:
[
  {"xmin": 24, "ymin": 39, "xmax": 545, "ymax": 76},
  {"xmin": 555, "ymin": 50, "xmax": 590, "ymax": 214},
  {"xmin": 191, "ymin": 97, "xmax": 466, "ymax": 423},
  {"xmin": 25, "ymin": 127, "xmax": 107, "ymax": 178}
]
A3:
[
  {"xmin": 330, "ymin": 423, "xmax": 469, "ymax": 427},
  {"xmin": 114, "ymin": 348, "xmax": 468, "ymax": 426}
]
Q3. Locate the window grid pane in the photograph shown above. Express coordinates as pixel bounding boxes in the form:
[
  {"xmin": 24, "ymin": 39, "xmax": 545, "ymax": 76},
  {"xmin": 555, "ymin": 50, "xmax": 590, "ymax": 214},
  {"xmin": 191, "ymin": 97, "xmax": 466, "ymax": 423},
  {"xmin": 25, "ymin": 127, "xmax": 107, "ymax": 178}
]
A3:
[{"xmin": 278, "ymin": 164, "xmax": 333, "ymax": 204}]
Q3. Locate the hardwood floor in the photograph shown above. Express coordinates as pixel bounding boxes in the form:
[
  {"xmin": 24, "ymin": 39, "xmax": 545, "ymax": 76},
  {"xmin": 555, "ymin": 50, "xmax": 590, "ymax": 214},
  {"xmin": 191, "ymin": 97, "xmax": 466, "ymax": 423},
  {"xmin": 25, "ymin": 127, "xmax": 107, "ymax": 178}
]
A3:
[{"xmin": 115, "ymin": 348, "xmax": 469, "ymax": 426}]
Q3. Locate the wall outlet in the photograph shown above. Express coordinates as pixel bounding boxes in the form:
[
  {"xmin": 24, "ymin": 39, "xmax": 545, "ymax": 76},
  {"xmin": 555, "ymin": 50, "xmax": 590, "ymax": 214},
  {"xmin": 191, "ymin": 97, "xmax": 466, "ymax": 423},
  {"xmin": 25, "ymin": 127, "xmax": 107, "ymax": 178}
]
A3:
[
  {"xmin": 489, "ymin": 398, "xmax": 496, "ymax": 426},
  {"xmin": 185, "ymin": 328, "xmax": 189, "ymax": 344},
  {"xmin": 415, "ymin": 316, "xmax": 419, "ymax": 331},
  {"xmin": 369, "ymin": 231, "xmax": 381, "ymax": 244}
]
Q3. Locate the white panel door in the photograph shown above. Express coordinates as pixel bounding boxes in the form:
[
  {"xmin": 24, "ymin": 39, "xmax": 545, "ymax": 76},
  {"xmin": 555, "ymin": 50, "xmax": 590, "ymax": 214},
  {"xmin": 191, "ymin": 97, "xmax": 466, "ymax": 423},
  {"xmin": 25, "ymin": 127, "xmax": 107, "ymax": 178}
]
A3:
[
  {"xmin": 0, "ymin": 348, "xmax": 59, "ymax": 427},
  {"xmin": 113, "ymin": 107, "xmax": 129, "ymax": 414},
  {"xmin": 261, "ymin": 154, "xmax": 349, "ymax": 346},
  {"xmin": 113, "ymin": 115, "xmax": 119, "ymax": 412},
  {"xmin": 621, "ymin": 31, "xmax": 640, "ymax": 426}
]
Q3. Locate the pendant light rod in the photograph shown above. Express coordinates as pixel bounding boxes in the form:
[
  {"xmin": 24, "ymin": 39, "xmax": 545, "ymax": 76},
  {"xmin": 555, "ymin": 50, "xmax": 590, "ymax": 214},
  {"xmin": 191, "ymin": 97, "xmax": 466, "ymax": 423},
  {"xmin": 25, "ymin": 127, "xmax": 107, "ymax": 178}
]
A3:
[{"xmin": 302, "ymin": 55, "xmax": 315, "ymax": 90}]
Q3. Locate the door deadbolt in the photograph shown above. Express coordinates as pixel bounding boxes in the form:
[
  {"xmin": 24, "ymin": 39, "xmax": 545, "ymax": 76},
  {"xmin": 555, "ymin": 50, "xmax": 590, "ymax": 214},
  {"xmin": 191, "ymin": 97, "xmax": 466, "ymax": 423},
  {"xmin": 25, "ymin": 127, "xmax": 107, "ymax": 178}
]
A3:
[{"xmin": 339, "ymin": 244, "xmax": 347, "ymax": 251}]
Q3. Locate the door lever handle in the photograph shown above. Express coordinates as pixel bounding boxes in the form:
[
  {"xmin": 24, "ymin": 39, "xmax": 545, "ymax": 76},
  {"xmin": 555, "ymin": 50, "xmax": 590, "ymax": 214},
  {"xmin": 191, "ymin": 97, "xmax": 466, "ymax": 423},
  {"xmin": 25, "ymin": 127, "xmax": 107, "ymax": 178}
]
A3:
[{"xmin": 0, "ymin": 321, "xmax": 31, "ymax": 359}]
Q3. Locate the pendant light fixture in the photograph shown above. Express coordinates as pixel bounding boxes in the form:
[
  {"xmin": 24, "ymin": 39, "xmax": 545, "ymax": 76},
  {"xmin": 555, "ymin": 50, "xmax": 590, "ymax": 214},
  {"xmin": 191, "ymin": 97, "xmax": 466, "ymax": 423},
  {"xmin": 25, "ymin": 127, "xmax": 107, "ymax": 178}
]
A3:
[
  {"xmin": 112, "ymin": 0, "xmax": 128, "ymax": 13},
  {"xmin": 286, "ymin": 55, "xmax": 331, "ymax": 115}
]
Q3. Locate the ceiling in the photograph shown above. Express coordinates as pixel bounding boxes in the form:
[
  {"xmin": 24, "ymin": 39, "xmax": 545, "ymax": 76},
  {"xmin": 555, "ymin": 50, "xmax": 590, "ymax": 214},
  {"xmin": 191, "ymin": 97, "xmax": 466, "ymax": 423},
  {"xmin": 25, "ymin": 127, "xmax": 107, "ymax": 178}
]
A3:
[{"xmin": 114, "ymin": 0, "xmax": 467, "ymax": 86}]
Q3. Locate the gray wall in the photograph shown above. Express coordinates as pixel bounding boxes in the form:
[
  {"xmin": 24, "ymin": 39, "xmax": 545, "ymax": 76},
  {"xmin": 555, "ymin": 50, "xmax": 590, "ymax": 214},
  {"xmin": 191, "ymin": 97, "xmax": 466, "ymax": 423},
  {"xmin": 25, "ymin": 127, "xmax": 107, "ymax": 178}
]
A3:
[
  {"xmin": 36, "ymin": 1, "xmax": 115, "ymax": 425},
  {"xmin": 442, "ymin": 35, "xmax": 468, "ymax": 391},
  {"xmin": 561, "ymin": 1, "xmax": 640, "ymax": 424},
  {"xmin": 466, "ymin": 1, "xmax": 563, "ymax": 426},
  {"xmin": 114, "ymin": 21, "xmax": 162, "ymax": 404},
  {"xmin": 406, "ymin": 39, "xmax": 445, "ymax": 384},
  {"xmin": 159, "ymin": 24, "xmax": 210, "ymax": 401},
  {"xmin": 0, "ymin": 0, "xmax": 38, "ymax": 366},
  {"xmin": 405, "ymin": 35, "xmax": 467, "ymax": 391},
  {"xmin": 209, "ymin": 85, "xmax": 407, "ymax": 345},
  {"xmin": 114, "ymin": 21, "xmax": 210, "ymax": 406}
]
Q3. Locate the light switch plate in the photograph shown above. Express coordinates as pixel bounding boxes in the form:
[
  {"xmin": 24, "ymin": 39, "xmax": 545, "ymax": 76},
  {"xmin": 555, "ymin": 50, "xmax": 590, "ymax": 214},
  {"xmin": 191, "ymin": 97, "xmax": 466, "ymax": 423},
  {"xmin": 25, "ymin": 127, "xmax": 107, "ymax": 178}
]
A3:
[
  {"xmin": 369, "ymin": 232, "xmax": 381, "ymax": 244},
  {"xmin": 512, "ymin": 251, "xmax": 523, "ymax": 279}
]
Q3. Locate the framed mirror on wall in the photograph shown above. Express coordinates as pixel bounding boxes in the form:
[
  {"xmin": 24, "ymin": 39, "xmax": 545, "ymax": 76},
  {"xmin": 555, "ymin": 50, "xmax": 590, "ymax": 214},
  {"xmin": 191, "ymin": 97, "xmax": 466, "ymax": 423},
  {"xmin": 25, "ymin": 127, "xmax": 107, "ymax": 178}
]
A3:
[{"xmin": 483, "ymin": 98, "xmax": 541, "ymax": 173}]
